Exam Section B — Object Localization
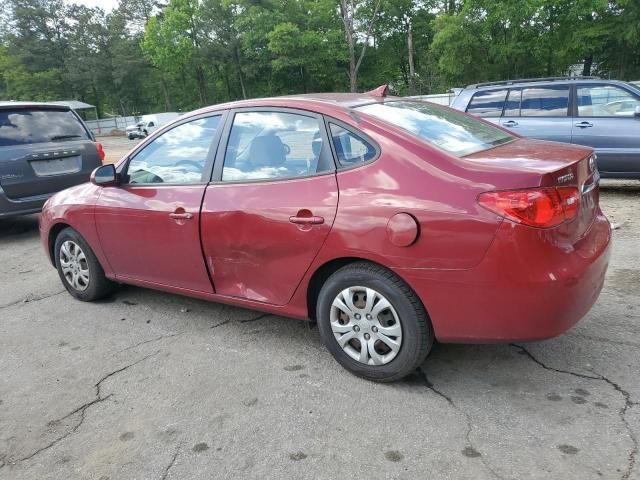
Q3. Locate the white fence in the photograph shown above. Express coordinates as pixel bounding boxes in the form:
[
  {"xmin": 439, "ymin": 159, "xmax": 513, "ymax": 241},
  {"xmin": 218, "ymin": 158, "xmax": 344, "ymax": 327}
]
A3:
[
  {"xmin": 86, "ymin": 116, "xmax": 139, "ymax": 136},
  {"xmin": 407, "ymin": 93, "xmax": 456, "ymax": 106}
]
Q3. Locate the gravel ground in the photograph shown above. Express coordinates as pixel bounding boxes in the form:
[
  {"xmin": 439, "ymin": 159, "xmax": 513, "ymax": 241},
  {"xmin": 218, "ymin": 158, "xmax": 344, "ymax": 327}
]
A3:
[
  {"xmin": 98, "ymin": 135, "xmax": 141, "ymax": 164},
  {"xmin": 0, "ymin": 179, "xmax": 638, "ymax": 480}
]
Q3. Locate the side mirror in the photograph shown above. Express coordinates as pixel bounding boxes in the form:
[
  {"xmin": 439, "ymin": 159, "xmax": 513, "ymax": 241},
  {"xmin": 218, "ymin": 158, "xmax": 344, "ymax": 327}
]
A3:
[
  {"xmin": 90, "ymin": 164, "xmax": 118, "ymax": 186},
  {"xmin": 635, "ymin": 105, "xmax": 640, "ymax": 117}
]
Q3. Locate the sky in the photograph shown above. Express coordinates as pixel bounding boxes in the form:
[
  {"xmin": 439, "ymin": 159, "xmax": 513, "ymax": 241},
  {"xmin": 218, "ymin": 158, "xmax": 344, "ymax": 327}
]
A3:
[{"xmin": 67, "ymin": 0, "xmax": 119, "ymax": 12}]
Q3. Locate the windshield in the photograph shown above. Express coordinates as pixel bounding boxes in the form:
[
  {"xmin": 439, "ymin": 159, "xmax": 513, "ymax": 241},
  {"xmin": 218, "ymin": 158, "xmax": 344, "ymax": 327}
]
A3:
[
  {"xmin": 0, "ymin": 109, "xmax": 89, "ymax": 147},
  {"xmin": 355, "ymin": 101, "xmax": 514, "ymax": 156}
]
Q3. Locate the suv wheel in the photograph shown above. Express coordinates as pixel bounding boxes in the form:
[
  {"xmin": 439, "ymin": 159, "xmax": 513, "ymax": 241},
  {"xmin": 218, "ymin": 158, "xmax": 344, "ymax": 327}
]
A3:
[{"xmin": 316, "ymin": 262, "xmax": 433, "ymax": 382}]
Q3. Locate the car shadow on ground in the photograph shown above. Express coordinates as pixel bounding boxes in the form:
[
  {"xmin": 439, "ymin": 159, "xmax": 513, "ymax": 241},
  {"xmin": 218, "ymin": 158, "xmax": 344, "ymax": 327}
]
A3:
[
  {"xmin": 599, "ymin": 178, "xmax": 640, "ymax": 195},
  {"xmin": 103, "ymin": 283, "xmax": 558, "ymax": 387},
  {"xmin": 0, "ymin": 214, "xmax": 40, "ymax": 242}
]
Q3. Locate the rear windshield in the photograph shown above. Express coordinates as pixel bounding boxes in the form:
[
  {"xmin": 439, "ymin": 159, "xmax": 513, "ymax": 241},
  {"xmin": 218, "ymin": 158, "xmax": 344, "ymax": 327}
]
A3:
[
  {"xmin": 355, "ymin": 101, "xmax": 514, "ymax": 156},
  {"xmin": 0, "ymin": 109, "xmax": 89, "ymax": 147}
]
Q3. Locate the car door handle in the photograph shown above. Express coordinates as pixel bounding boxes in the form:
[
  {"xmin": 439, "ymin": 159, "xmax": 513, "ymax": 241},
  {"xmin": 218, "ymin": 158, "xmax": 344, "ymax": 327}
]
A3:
[
  {"xmin": 289, "ymin": 215, "xmax": 324, "ymax": 225},
  {"xmin": 502, "ymin": 120, "xmax": 518, "ymax": 127},
  {"xmin": 169, "ymin": 212, "xmax": 193, "ymax": 220},
  {"xmin": 575, "ymin": 121, "xmax": 594, "ymax": 128}
]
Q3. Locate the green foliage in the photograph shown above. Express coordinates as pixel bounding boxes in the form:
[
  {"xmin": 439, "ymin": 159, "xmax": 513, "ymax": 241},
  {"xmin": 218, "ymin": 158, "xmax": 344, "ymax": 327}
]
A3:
[{"xmin": 1, "ymin": 0, "xmax": 639, "ymax": 116}]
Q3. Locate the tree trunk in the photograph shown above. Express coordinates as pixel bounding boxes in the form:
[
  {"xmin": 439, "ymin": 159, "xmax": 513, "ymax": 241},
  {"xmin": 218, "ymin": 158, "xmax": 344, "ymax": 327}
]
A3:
[
  {"xmin": 195, "ymin": 64, "xmax": 207, "ymax": 105},
  {"xmin": 582, "ymin": 54, "xmax": 593, "ymax": 77},
  {"xmin": 407, "ymin": 21, "xmax": 415, "ymax": 94},
  {"xmin": 160, "ymin": 76, "xmax": 171, "ymax": 111},
  {"xmin": 234, "ymin": 46, "xmax": 247, "ymax": 99},
  {"xmin": 340, "ymin": 0, "xmax": 382, "ymax": 93}
]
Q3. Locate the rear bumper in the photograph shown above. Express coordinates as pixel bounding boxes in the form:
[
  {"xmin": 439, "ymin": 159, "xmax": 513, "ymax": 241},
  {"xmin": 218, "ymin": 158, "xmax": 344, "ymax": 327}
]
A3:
[
  {"xmin": 0, "ymin": 186, "xmax": 49, "ymax": 218},
  {"xmin": 397, "ymin": 212, "xmax": 612, "ymax": 343}
]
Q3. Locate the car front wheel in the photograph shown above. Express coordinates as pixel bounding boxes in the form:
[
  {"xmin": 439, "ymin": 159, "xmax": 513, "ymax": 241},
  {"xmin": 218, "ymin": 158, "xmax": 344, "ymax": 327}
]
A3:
[
  {"xmin": 316, "ymin": 262, "xmax": 433, "ymax": 382},
  {"xmin": 54, "ymin": 227, "xmax": 115, "ymax": 301}
]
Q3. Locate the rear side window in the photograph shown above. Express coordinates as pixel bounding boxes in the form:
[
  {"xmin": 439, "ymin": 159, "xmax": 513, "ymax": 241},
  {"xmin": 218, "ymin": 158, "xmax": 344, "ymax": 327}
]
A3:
[
  {"xmin": 329, "ymin": 124, "xmax": 377, "ymax": 167},
  {"xmin": 222, "ymin": 111, "xmax": 332, "ymax": 182},
  {"xmin": 0, "ymin": 109, "xmax": 89, "ymax": 147},
  {"xmin": 520, "ymin": 86, "xmax": 569, "ymax": 116},
  {"xmin": 466, "ymin": 90, "xmax": 508, "ymax": 117},
  {"xmin": 356, "ymin": 101, "xmax": 514, "ymax": 156}
]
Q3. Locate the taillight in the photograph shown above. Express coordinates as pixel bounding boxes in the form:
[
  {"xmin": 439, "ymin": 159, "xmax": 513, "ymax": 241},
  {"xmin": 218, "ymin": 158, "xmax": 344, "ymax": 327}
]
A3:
[
  {"xmin": 96, "ymin": 142, "xmax": 106, "ymax": 163},
  {"xmin": 478, "ymin": 187, "xmax": 580, "ymax": 228}
]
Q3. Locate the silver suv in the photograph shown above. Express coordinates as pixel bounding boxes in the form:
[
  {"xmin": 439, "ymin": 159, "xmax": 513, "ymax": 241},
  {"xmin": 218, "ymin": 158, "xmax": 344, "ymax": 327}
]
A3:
[{"xmin": 450, "ymin": 77, "xmax": 640, "ymax": 179}]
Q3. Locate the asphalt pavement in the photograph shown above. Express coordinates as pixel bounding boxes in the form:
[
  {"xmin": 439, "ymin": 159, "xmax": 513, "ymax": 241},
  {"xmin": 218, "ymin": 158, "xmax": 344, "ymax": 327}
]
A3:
[{"xmin": 0, "ymin": 180, "xmax": 638, "ymax": 480}]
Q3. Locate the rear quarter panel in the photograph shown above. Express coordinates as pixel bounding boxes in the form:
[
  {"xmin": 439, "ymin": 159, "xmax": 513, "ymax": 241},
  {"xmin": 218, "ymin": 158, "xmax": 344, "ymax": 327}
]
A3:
[{"xmin": 307, "ymin": 114, "xmax": 511, "ymax": 272}]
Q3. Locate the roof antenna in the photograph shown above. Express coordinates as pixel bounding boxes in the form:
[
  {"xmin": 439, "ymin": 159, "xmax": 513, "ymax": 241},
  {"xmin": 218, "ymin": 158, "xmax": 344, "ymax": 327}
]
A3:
[{"xmin": 365, "ymin": 84, "xmax": 389, "ymax": 97}]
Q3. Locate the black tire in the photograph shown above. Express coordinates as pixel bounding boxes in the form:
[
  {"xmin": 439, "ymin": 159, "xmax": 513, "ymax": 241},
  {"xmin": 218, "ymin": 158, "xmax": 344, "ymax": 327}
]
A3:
[
  {"xmin": 316, "ymin": 261, "xmax": 433, "ymax": 382},
  {"xmin": 54, "ymin": 227, "xmax": 116, "ymax": 301},
  {"xmin": 128, "ymin": 134, "xmax": 134, "ymax": 140}
]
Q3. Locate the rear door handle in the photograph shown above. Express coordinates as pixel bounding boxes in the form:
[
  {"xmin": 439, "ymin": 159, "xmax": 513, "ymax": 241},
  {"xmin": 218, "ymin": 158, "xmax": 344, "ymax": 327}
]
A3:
[
  {"xmin": 289, "ymin": 215, "xmax": 324, "ymax": 225},
  {"xmin": 575, "ymin": 121, "xmax": 594, "ymax": 128},
  {"xmin": 502, "ymin": 120, "xmax": 518, "ymax": 127},
  {"xmin": 169, "ymin": 212, "xmax": 193, "ymax": 220}
]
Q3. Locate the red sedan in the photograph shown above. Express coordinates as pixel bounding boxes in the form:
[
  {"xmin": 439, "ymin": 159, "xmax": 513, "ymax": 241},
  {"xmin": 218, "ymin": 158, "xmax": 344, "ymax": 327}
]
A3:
[{"xmin": 39, "ymin": 88, "xmax": 611, "ymax": 382}]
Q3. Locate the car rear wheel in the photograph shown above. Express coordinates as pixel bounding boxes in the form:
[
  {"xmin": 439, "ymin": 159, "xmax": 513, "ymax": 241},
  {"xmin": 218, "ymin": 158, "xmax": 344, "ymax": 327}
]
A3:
[
  {"xmin": 54, "ymin": 227, "xmax": 116, "ymax": 301},
  {"xmin": 316, "ymin": 262, "xmax": 433, "ymax": 382}
]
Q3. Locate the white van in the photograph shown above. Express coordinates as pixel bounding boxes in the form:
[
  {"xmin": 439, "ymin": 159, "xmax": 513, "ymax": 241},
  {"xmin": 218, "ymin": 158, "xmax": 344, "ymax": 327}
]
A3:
[{"xmin": 125, "ymin": 112, "xmax": 180, "ymax": 140}]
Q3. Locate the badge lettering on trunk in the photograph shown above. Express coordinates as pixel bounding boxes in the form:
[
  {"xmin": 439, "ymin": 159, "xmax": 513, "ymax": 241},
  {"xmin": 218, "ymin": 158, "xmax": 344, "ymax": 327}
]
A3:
[{"xmin": 557, "ymin": 172, "xmax": 574, "ymax": 184}]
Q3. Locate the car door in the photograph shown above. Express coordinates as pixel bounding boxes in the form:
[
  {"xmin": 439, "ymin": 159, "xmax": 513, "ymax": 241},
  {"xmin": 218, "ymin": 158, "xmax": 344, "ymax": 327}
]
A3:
[
  {"xmin": 499, "ymin": 85, "xmax": 573, "ymax": 143},
  {"xmin": 94, "ymin": 113, "xmax": 225, "ymax": 292},
  {"xmin": 201, "ymin": 108, "xmax": 338, "ymax": 305},
  {"xmin": 571, "ymin": 83, "xmax": 640, "ymax": 175}
]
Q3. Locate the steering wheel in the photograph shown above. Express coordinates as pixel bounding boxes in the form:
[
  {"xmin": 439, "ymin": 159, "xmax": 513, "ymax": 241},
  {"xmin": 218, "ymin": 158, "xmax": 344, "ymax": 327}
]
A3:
[{"xmin": 175, "ymin": 160, "xmax": 204, "ymax": 171}]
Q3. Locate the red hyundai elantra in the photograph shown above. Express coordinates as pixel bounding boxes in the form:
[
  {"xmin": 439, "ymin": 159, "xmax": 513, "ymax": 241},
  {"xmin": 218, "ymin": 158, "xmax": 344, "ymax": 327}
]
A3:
[{"xmin": 39, "ymin": 87, "xmax": 611, "ymax": 381}]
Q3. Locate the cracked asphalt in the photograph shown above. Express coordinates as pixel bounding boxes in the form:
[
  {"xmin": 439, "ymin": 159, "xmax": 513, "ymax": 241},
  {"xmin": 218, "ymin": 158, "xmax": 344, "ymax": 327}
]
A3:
[{"xmin": 1, "ymin": 179, "xmax": 639, "ymax": 480}]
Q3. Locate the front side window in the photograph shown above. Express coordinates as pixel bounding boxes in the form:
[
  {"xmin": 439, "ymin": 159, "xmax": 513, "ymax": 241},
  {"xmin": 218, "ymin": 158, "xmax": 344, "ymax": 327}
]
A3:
[
  {"xmin": 0, "ymin": 109, "xmax": 89, "ymax": 147},
  {"xmin": 126, "ymin": 115, "xmax": 220, "ymax": 184},
  {"xmin": 519, "ymin": 86, "xmax": 570, "ymax": 117},
  {"xmin": 466, "ymin": 89, "xmax": 508, "ymax": 117},
  {"xmin": 222, "ymin": 111, "xmax": 331, "ymax": 181},
  {"xmin": 356, "ymin": 101, "xmax": 514, "ymax": 156},
  {"xmin": 329, "ymin": 124, "xmax": 377, "ymax": 167},
  {"xmin": 577, "ymin": 85, "xmax": 640, "ymax": 117}
]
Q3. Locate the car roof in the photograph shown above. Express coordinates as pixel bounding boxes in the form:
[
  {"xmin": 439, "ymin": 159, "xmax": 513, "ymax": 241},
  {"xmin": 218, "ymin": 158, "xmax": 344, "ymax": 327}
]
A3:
[
  {"xmin": 0, "ymin": 101, "xmax": 71, "ymax": 110},
  {"xmin": 189, "ymin": 92, "xmax": 397, "ymax": 117},
  {"xmin": 463, "ymin": 77, "xmax": 633, "ymax": 91}
]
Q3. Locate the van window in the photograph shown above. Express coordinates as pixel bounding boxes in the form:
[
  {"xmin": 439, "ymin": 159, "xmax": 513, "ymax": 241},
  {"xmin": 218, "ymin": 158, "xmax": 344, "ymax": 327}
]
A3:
[
  {"xmin": 577, "ymin": 85, "xmax": 640, "ymax": 117},
  {"xmin": 0, "ymin": 109, "xmax": 89, "ymax": 147},
  {"xmin": 520, "ymin": 86, "xmax": 569, "ymax": 117},
  {"xmin": 466, "ymin": 90, "xmax": 508, "ymax": 117}
]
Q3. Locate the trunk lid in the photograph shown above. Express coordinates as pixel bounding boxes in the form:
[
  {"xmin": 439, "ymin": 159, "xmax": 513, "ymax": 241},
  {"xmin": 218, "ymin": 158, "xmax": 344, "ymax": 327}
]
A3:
[{"xmin": 465, "ymin": 138, "xmax": 600, "ymax": 240}]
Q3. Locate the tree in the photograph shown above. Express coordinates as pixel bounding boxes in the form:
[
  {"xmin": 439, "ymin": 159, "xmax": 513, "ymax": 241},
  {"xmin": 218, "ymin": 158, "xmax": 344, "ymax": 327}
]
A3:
[{"xmin": 338, "ymin": 0, "xmax": 383, "ymax": 92}]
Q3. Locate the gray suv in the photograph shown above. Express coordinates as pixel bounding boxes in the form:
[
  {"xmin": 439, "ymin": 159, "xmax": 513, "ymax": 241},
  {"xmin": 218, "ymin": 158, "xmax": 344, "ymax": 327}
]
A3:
[
  {"xmin": 0, "ymin": 102, "xmax": 103, "ymax": 218},
  {"xmin": 450, "ymin": 77, "xmax": 640, "ymax": 178}
]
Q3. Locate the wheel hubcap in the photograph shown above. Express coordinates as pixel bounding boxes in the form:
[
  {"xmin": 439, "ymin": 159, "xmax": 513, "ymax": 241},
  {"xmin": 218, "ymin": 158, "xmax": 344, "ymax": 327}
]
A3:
[
  {"xmin": 59, "ymin": 241, "xmax": 90, "ymax": 292},
  {"xmin": 330, "ymin": 286, "xmax": 403, "ymax": 366}
]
